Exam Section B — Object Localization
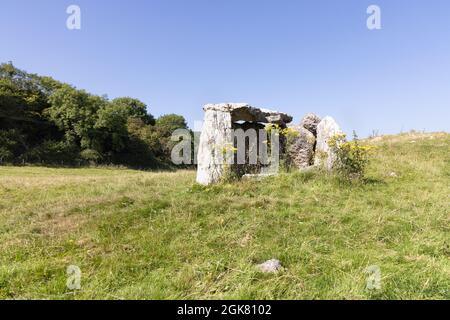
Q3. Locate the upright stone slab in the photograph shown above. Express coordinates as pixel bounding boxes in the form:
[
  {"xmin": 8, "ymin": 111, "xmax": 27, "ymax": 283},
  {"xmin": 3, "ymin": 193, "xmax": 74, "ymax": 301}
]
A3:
[
  {"xmin": 196, "ymin": 108, "xmax": 233, "ymax": 185},
  {"xmin": 314, "ymin": 116, "xmax": 342, "ymax": 170},
  {"xmin": 288, "ymin": 126, "xmax": 316, "ymax": 168}
]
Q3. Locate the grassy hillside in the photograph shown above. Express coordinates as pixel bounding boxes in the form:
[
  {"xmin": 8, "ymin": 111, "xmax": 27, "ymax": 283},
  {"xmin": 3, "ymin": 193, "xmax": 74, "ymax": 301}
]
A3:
[{"xmin": 0, "ymin": 132, "xmax": 448, "ymax": 299}]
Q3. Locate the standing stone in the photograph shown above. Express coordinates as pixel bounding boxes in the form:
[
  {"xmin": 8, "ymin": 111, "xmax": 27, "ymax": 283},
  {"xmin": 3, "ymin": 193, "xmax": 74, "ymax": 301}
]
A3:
[
  {"xmin": 314, "ymin": 116, "xmax": 342, "ymax": 170},
  {"xmin": 300, "ymin": 113, "xmax": 321, "ymax": 135},
  {"xmin": 288, "ymin": 126, "xmax": 316, "ymax": 168},
  {"xmin": 196, "ymin": 109, "xmax": 234, "ymax": 185}
]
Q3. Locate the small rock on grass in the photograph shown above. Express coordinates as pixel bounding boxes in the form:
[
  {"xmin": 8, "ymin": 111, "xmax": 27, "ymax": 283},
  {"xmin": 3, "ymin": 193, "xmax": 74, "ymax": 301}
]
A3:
[
  {"xmin": 257, "ymin": 259, "xmax": 282, "ymax": 273},
  {"xmin": 389, "ymin": 171, "xmax": 398, "ymax": 177}
]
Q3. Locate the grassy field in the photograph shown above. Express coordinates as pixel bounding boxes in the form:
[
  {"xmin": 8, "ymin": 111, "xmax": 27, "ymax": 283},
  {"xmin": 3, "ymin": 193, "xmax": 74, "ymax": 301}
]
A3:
[{"xmin": 0, "ymin": 132, "xmax": 449, "ymax": 299}]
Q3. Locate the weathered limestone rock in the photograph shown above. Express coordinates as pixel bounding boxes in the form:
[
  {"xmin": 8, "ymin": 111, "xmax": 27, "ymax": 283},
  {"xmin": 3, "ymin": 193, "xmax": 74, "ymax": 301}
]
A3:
[
  {"xmin": 196, "ymin": 108, "xmax": 233, "ymax": 185},
  {"xmin": 256, "ymin": 259, "xmax": 282, "ymax": 273},
  {"xmin": 203, "ymin": 103, "xmax": 292, "ymax": 124},
  {"xmin": 300, "ymin": 113, "xmax": 321, "ymax": 135},
  {"xmin": 196, "ymin": 103, "xmax": 293, "ymax": 185},
  {"xmin": 288, "ymin": 126, "xmax": 316, "ymax": 168},
  {"xmin": 314, "ymin": 116, "xmax": 342, "ymax": 170}
]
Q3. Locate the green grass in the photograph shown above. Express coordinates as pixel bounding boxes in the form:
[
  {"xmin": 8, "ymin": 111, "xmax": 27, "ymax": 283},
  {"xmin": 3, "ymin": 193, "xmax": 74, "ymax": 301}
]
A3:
[{"xmin": 0, "ymin": 132, "xmax": 449, "ymax": 299}]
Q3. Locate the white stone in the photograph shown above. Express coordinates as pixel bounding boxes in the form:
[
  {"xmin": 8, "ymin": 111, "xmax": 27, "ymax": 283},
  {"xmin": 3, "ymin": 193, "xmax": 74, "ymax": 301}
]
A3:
[
  {"xmin": 314, "ymin": 116, "xmax": 343, "ymax": 170},
  {"xmin": 196, "ymin": 109, "xmax": 233, "ymax": 185},
  {"xmin": 389, "ymin": 171, "xmax": 398, "ymax": 177},
  {"xmin": 256, "ymin": 259, "xmax": 282, "ymax": 273}
]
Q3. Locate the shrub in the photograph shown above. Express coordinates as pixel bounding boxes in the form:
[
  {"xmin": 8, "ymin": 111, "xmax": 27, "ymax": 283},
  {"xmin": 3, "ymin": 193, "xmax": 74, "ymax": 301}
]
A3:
[
  {"xmin": 328, "ymin": 132, "xmax": 375, "ymax": 180},
  {"xmin": 80, "ymin": 149, "xmax": 103, "ymax": 164},
  {"xmin": 0, "ymin": 129, "xmax": 25, "ymax": 163},
  {"xmin": 26, "ymin": 140, "xmax": 79, "ymax": 164}
]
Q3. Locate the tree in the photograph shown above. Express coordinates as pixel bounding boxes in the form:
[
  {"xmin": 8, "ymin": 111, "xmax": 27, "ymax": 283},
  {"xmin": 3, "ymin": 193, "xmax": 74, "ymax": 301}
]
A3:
[
  {"xmin": 0, "ymin": 62, "xmax": 61, "ymax": 162},
  {"xmin": 0, "ymin": 62, "xmax": 189, "ymax": 168},
  {"xmin": 111, "ymin": 97, "xmax": 154, "ymax": 125},
  {"xmin": 152, "ymin": 114, "xmax": 188, "ymax": 161},
  {"xmin": 0, "ymin": 129, "xmax": 24, "ymax": 163},
  {"xmin": 155, "ymin": 114, "xmax": 187, "ymax": 135},
  {"xmin": 46, "ymin": 85, "xmax": 107, "ymax": 151}
]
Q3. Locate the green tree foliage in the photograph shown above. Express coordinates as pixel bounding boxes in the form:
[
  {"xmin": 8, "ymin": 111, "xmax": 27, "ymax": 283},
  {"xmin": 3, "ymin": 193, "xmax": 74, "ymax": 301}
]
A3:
[
  {"xmin": 111, "ymin": 97, "xmax": 155, "ymax": 125},
  {"xmin": 153, "ymin": 114, "xmax": 189, "ymax": 160},
  {"xmin": 46, "ymin": 85, "xmax": 106, "ymax": 149},
  {"xmin": 155, "ymin": 114, "xmax": 187, "ymax": 134},
  {"xmin": 0, "ymin": 63, "xmax": 189, "ymax": 168},
  {"xmin": 0, "ymin": 62, "xmax": 61, "ymax": 162},
  {"xmin": 0, "ymin": 129, "xmax": 23, "ymax": 162}
]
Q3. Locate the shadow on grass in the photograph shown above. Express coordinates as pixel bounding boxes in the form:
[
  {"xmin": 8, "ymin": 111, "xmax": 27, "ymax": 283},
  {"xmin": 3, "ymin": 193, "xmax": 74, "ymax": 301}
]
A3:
[{"xmin": 0, "ymin": 162, "xmax": 189, "ymax": 172}]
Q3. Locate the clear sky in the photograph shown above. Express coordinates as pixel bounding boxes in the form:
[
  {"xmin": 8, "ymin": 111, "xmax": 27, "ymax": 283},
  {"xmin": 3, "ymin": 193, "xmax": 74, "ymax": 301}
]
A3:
[{"xmin": 1, "ymin": 0, "xmax": 449, "ymax": 136}]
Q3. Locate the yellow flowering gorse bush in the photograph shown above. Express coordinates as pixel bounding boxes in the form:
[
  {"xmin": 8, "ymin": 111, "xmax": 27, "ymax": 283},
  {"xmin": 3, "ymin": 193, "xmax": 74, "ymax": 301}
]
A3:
[
  {"xmin": 265, "ymin": 124, "xmax": 299, "ymax": 139},
  {"xmin": 328, "ymin": 132, "xmax": 376, "ymax": 180}
]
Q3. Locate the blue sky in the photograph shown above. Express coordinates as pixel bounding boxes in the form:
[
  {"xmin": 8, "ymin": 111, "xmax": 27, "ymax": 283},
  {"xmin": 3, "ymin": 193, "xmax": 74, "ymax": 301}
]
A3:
[{"xmin": 1, "ymin": 0, "xmax": 449, "ymax": 136}]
